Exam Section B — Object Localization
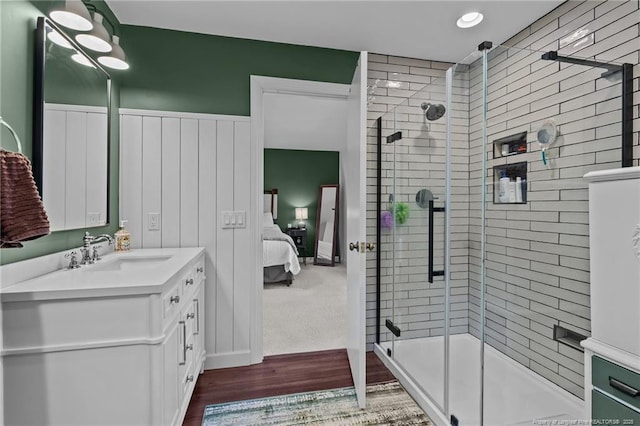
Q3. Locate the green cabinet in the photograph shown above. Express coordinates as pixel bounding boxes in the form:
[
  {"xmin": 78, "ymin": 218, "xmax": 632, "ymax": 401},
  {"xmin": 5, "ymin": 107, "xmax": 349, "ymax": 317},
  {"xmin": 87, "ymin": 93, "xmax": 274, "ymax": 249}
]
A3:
[
  {"xmin": 592, "ymin": 356, "xmax": 640, "ymax": 422},
  {"xmin": 593, "ymin": 390, "xmax": 640, "ymax": 424},
  {"xmin": 593, "ymin": 356, "xmax": 640, "ymax": 411}
]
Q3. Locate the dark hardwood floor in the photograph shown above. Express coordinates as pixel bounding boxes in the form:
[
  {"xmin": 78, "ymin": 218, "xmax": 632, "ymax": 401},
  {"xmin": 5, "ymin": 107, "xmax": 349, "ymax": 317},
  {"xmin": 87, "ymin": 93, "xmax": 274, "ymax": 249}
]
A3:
[{"xmin": 183, "ymin": 349, "xmax": 396, "ymax": 426}]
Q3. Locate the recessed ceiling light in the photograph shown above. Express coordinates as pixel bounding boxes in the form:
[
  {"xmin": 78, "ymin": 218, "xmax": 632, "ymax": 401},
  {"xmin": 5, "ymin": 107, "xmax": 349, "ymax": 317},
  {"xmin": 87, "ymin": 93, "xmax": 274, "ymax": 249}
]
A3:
[{"xmin": 457, "ymin": 12, "xmax": 483, "ymax": 28}]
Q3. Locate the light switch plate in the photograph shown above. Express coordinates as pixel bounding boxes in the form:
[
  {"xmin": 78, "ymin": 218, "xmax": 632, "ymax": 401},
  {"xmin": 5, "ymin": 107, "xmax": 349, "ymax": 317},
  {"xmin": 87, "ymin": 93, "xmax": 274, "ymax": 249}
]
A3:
[{"xmin": 221, "ymin": 211, "xmax": 247, "ymax": 229}]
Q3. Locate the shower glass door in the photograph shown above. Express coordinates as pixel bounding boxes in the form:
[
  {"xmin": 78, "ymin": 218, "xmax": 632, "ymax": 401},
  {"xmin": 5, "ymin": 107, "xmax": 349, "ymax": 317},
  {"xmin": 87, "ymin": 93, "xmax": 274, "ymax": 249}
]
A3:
[
  {"xmin": 444, "ymin": 50, "xmax": 484, "ymax": 426},
  {"xmin": 479, "ymin": 44, "xmax": 626, "ymax": 425},
  {"xmin": 380, "ymin": 74, "xmax": 451, "ymax": 414}
]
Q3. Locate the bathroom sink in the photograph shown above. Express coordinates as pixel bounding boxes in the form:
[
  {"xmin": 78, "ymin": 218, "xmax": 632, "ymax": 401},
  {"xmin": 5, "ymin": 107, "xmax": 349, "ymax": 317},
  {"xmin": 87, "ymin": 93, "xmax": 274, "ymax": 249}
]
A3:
[{"xmin": 88, "ymin": 255, "xmax": 173, "ymax": 272}]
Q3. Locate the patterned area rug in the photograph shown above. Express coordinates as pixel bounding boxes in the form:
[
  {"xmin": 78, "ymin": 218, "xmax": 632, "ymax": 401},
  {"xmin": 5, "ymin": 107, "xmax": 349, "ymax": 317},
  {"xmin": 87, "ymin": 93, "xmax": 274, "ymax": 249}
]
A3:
[{"xmin": 202, "ymin": 381, "xmax": 433, "ymax": 425}]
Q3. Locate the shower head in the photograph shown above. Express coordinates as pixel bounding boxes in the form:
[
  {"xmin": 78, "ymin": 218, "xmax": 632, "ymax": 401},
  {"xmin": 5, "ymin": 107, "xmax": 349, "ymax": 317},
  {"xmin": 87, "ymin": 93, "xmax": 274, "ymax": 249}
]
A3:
[{"xmin": 420, "ymin": 102, "xmax": 446, "ymax": 121}]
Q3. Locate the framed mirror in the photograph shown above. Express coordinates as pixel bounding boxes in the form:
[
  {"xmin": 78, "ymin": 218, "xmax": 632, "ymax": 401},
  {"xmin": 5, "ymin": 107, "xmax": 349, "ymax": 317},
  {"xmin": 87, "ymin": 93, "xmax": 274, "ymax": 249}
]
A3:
[
  {"xmin": 33, "ymin": 17, "xmax": 111, "ymax": 232},
  {"xmin": 314, "ymin": 184, "xmax": 339, "ymax": 266}
]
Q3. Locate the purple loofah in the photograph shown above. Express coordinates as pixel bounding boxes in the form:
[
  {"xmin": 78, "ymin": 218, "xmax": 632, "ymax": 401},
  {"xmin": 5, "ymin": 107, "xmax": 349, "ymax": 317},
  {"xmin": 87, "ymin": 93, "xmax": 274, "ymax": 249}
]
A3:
[{"xmin": 381, "ymin": 210, "xmax": 394, "ymax": 230}]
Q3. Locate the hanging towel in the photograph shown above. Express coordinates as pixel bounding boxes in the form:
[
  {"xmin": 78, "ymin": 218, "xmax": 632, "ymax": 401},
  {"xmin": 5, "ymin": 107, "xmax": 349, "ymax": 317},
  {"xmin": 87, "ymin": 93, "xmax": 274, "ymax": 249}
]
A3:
[{"xmin": 0, "ymin": 149, "xmax": 50, "ymax": 248}]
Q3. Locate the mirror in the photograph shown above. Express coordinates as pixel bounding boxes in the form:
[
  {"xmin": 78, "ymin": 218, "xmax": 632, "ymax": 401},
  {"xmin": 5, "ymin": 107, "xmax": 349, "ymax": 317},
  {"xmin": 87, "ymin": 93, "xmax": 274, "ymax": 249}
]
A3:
[
  {"xmin": 33, "ymin": 17, "xmax": 111, "ymax": 231},
  {"xmin": 314, "ymin": 184, "xmax": 339, "ymax": 266}
]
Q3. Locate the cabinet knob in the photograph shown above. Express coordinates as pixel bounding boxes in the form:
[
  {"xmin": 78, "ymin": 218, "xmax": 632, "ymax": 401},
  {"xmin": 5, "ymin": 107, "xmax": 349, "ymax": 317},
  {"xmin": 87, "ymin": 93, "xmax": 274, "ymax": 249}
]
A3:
[
  {"xmin": 186, "ymin": 343, "xmax": 193, "ymax": 351},
  {"xmin": 185, "ymin": 278, "xmax": 194, "ymax": 285},
  {"xmin": 170, "ymin": 295, "xmax": 180, "ymax": 304},
  {"xmin": 186, "ymin": 312, "xmax": 195, "ymax": 320},
  {"xmin": 196, "ymin": 266, "xmax": 203, "ymax": 273},
  {"xmin": 186, "ymin": 375, "xmax": 194, "ymax": 383}
]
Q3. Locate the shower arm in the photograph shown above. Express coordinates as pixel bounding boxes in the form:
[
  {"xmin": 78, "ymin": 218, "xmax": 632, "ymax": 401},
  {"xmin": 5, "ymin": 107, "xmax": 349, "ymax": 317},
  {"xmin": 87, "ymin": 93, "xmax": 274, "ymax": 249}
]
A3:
[
  {"xmin": 541, "ymin": 51, "xmax": 633, "ymax": 167},
  {"xmin": 540, "ymin": 51, "xmax": 621, "ymax": 77}
]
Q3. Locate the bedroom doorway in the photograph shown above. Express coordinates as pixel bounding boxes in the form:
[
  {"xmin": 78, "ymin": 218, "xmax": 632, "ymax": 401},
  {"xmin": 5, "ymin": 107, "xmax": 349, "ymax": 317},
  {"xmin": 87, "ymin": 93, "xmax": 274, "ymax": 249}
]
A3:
[
  {"xmin": 263, "ymin": 262, "xmax": 347, "ymax": 356},
  {"xmin": 251, "ymin": 56, "xmax": 369, "ymax": 406},
  {"xmin": 260, "ymin": 85, "xmax": 349, "ymax": 357}
]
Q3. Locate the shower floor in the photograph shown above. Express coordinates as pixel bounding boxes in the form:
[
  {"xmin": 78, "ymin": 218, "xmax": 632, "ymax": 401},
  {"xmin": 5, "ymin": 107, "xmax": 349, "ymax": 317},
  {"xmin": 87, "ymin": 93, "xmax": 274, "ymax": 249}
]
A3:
[{"xmin": 379, "ymin": 334, "xmax": 583, "ymax": 425}]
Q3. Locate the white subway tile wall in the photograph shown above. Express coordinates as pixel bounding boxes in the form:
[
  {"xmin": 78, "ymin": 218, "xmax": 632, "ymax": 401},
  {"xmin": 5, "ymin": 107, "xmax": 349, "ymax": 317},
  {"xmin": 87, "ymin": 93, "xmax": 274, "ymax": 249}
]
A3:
[
  {"xmin": 365, "ymin": 55, "xmax": 457, "ymax": 349},
  {"xmin": 366, "ymin": 0, "xmax": 639, "ymax": 400}
]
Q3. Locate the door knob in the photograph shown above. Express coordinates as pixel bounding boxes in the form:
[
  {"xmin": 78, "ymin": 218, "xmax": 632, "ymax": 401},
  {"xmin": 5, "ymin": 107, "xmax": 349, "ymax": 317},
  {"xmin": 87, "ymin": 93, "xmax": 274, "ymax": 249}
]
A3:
[
  {"xmin": 366, "ymin": 242, "xmax": 375, "ymax": 251},
  {"xmin": 349, "ymin": 242, "xmax": 360, "ymax": 252}
]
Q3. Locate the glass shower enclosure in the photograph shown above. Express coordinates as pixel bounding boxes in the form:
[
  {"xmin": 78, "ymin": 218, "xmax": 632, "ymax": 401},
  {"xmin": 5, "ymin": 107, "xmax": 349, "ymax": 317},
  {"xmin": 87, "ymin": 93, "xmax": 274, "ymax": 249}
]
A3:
[{"xmin": 375, "ymin": 42, "xmax": 630, "ymax": 425}]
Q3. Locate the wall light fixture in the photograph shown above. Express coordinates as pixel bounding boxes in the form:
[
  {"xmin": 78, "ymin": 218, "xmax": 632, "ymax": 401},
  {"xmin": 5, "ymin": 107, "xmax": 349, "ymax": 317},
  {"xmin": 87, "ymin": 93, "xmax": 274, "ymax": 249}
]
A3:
[
  {"xmin": 49, "ymin": 1, "xmax": 130, "ymax": 71},
  {"xmin": 76, "ymin": 13, "xmax": 112, "ymax": 53},
  {"xmin": 49, "ymin": 0, "xmax": 93, "ymax": 31}
]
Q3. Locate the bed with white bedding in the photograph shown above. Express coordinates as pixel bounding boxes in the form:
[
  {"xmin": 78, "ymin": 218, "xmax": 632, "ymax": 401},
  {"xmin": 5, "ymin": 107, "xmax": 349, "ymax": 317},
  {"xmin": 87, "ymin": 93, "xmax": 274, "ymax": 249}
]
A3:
[{"xmin": 263, "ymin": 190, "xmax": 301, "ymax": 285}]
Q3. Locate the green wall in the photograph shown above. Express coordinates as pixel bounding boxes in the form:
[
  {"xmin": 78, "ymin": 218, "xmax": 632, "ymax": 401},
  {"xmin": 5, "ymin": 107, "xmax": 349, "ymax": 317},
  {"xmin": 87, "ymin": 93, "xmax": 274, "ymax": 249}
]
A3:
[
  {"xmin": 264, "ymin": 149, "xmax": 339, "ymax": 257},
  {"xmin": 119, "ymin": 25, "xmax": 359, "ymax": 115},
  {"xmin": 0, "ymin": 0, "xmax": 120, "ymax": 265},
  {"xmin": 1, "ymin": 0, "xmax": 358, "ymax": 265}
]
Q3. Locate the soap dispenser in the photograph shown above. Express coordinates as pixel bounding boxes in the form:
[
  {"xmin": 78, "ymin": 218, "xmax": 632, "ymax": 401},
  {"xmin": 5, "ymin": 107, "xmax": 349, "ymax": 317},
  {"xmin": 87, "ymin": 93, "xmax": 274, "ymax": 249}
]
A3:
[{"xmin": 115, "ymin": 220, "xmax": 131, "ymax": 252}]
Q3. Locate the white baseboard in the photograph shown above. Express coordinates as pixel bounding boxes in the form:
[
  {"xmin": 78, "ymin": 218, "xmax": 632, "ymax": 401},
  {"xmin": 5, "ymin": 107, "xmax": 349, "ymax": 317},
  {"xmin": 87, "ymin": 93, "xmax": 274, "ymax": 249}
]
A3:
[{"xmin": 204, "ymin": 350, "xmax": 252, "ymax": 370}]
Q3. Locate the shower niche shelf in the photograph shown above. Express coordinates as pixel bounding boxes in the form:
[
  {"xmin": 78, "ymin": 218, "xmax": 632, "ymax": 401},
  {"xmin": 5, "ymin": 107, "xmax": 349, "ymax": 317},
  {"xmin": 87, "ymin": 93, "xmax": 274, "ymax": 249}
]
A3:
[
  {"xmin": 493, "ymin": 131, "xmax": 527, "ymax": 158},
  {"xmin": 493, "ymin": 161, "xmax": 527, "ymax": 204}
]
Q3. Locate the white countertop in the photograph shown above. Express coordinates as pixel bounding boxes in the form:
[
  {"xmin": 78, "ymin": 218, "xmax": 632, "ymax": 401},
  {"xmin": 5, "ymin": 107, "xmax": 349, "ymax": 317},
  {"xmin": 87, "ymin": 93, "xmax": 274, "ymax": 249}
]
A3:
[
  {"xmin": 584, "ymin": 165, "xmax": 640, "ymax": 182},
  {"xmin": 0, "ymin": 247, "xmax": 204, "ymax": 302},
  {"xmin": 582, "ymin": 338, "xmax": 640, "ymax": 374}
]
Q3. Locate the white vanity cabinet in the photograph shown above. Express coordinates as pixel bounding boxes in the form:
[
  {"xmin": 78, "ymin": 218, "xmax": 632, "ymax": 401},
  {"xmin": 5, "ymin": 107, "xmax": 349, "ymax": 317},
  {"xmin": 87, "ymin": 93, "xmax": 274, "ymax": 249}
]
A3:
[
  {"xmin": 584, "ymin": 167, "xmax": 640, "ymax": 421},
  {"xmin": 1, "ymin": 248, "xmax": 206, "ymax": 426}
]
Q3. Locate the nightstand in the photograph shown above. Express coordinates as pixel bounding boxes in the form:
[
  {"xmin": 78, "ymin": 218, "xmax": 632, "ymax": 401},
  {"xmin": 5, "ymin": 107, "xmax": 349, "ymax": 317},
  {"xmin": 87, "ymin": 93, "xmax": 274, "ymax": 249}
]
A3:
[{"xmin": 286, "ymin": 227, "xmax": 307, "ymax": 265}]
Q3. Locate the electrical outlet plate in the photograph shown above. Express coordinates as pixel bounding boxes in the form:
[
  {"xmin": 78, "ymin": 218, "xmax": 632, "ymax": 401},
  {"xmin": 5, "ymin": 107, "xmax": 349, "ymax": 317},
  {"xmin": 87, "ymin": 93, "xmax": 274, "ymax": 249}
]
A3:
[
  {"xmin": 148, "ymin": 213, "xmax": 160, "ymax": 231},
  {"xmin": 87, "ymin": 213, "xmax": 101, "ymax": 225}
]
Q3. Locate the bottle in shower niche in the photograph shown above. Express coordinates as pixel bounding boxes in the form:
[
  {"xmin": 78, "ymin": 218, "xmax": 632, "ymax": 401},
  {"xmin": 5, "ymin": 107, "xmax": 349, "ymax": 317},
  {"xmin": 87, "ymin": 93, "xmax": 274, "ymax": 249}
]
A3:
[
  {"xmin": 115, "ymin": 220, "xmax": 131, "ymax": 252},
  {"xmin": 515, "ymin": 177, "xmax": 523, "ymax": 203},
  {"xmin": 499, "ymin": 171, "xmax": 510, "ymax": 203},
  {"xmin": 508, "ymin": 179, "xmax": 517, "ymax": 202}
]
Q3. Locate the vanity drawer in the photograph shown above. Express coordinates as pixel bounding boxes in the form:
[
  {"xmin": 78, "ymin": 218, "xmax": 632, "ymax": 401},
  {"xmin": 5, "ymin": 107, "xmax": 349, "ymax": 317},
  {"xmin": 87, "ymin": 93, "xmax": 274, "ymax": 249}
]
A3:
[
  {"xmin": 182, "ymin": 269, "xmax": 196, "ymax": 293},
  {"xmin": 182, "ymin": 334, "xmax": 197, "ymax": 394},
  {"xmin": 163, "ymin": 286, "xmax": 182, "ymax": 318},
  {"xmin": 593, "ymin": 356, "xmax": 640, "ymax": 411},
  {"xmin": 194, "ymin": 258, "xmax": 205, "ymax": 282},
  {"xmin": 183, "ymin": 299, "xmax": 197, "ymax": 337},
  {"xmin": 593, "ymin": 390, "xmax": 640, "ymax": 422}
]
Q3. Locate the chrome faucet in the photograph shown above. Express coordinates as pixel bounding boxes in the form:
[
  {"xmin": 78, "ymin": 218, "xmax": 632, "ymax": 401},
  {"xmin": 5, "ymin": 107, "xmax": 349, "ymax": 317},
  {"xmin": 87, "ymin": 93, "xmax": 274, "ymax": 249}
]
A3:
[{"xmin": 81, "ymin": 232, "xmax": 114, "ymax": 265}]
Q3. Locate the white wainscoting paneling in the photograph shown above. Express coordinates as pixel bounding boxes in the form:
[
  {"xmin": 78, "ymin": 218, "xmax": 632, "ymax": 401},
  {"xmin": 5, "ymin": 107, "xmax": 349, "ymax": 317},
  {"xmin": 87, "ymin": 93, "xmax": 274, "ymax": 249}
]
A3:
[
  {"xmin": 214, "ymin": 120, "xmax": 235, "ymax": 355},
  {"xmin": 141, "ymin": 116, "xmax": 162, "ymax": 248},
  {"xmin": 120, "ymin": 115, "xmax": 143, "ymax": 247},
  {"xmin": 43, "ymin": 104, "xmax": 108, "ymax": 230},
  {"xmin": 161, "ymin": 118, "xmax": 181, "ymax": 248},
  {"xmin": 119, "ymin": 109, "xmax": 251, "ymax": 369}
]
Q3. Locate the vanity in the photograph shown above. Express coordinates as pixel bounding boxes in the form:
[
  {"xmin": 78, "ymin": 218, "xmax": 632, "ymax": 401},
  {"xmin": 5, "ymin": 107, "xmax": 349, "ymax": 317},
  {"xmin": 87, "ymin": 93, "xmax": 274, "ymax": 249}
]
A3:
[
  {"xmin": 583, "ymin": 167, "xmax": 640, "ymax": 422},
  {"xmin": 1, "ymin": 247, "xmax": 205, "ymax": 426}
]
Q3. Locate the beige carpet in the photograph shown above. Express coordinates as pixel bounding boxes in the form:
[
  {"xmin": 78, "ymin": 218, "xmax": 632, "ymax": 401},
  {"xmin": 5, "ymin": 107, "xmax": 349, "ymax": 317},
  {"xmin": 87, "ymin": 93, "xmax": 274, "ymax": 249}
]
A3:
[{"xmin": 264, "ymin": 262, "xmax": 346, "ymax": 356}]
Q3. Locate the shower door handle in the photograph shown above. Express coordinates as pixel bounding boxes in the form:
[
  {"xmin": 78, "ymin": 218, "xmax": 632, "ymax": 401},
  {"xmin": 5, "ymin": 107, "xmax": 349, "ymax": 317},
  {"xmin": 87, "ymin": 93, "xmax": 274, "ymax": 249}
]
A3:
[{"xmin": 428, "ymin": 200, "xmax": 445, "ymax": 283}]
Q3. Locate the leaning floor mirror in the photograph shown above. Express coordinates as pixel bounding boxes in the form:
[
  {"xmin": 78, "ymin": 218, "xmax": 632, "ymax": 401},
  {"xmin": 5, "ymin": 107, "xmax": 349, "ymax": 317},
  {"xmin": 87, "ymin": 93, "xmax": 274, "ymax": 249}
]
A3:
[{"xmin": 314, "ymin": 184, "xmax": 339, "ymax": 266}]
